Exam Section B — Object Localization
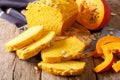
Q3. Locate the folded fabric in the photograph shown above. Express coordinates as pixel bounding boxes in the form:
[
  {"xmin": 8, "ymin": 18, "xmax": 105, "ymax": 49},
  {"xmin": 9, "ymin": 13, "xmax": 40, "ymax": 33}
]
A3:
[
  {"xmin": 0, "ymin": 0, "xmax": 34, "ymax": 8},
  {"xmin": 0, "ymin": 0, "xmax": 34, "ymax": 27},
  {"xmin": 0, "ymin": 8, "xmax": 26, "ymax": 27},
  {"xmin": 6, "ymin": 8, "xmax": 27, "ymax": 23}
]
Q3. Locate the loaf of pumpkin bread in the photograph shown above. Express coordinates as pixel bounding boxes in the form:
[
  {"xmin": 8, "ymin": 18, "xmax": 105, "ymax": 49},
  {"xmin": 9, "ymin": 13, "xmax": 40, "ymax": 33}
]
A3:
[
  {"xmin": 5, "ymin": 26, "xmax": 43, "ymax": 52},
  {"xmin": 38, "ymin": 61, "xmax": 86, "ymax": 76},
  {"xmin": 26, "ymin": 0, "xmax": 78, "ymax": 35},
  {"xmin": 41, "ymin": 36, "xmax": 86, "ymax": 63}
]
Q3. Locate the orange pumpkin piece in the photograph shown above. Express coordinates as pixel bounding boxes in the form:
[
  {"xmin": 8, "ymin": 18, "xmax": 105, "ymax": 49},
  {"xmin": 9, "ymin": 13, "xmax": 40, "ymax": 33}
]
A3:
[
  {"xmin": 112, "ymin": 61, "xmax": 120, "ymax": 72},
  {"xmin": 94, "ymin": 53, "xmax": 114, "ymax": 73},
  {"xmin": 101, "ymin": 42, "xmax": 120, "ymax": 55},
  {"xmin": 75, "ymin": 0, "xmax": 110, "ymax": 30},
  {"xmin": 96, "ymin": 36, "xmax": 120, "ymax": 55}
]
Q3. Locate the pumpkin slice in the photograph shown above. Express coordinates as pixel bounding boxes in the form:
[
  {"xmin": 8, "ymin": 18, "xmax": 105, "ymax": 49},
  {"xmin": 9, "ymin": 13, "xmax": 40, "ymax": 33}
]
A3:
[
  {"xmin": 6, "ymin": 26, "xmax": 43, "ymax": 52},
  {"xmin": 94, "ymin": 53, "xmax": 114, "ymax": 73},
  {"xmin": 112, "ymin": 60, "xmax": 120, "ymax": 72},
  {"xmin": 38, "ymin": 61, "xmax": 86, "ymax": 76},
  {"xmin": 41, "ymin": 36, "xmax": 86, "ymax": 63},
  {"xmin": 16, "ymin": 31, "xmax": 55, "ymax": 60},
  {"xmin": 76, "ymin": 0, "xmax": 110, "ymax": 30},
  {"xmin": 96, "ymin": 36, "xmax": 120, "ymax": 55},
  {"xmin": 101, "ymin": 42, "xmax": 120, "ymax": 53}
]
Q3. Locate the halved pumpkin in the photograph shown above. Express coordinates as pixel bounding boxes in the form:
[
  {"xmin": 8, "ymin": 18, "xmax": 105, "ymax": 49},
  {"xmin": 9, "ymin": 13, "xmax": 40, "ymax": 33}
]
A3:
[{"xmin": 76, "ymin": 0, "xmax": 110, "ymax": 30}]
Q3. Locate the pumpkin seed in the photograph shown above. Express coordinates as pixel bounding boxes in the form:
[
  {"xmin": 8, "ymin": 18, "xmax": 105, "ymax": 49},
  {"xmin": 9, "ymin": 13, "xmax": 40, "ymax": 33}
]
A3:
[
  {"xmin": 56, "ymin": 2, "xmax": 61, "ymax": 5},
  {"xmin": 48, "ymin": 3, "xmax": 53, "ymax": 7},
  {"xmin": 109, "ymin": 31, "xmax": 114, "ymax": 35},
  {"xmin": 63, "ymin": 54, "xmax": 70, "ymax": 59},
  {"xmin": 77, "ymin": 50, "xmax": 82, "ymax": 53},
  {"xmin": 53, "ymin": 5, "xmax": 58, "ymax": 8},
  {"xmin": 50, "ymin": 40, "xmax": 54, "ymax": 46},
  {"xmin": 92, "ymin": 37, "xmax": 97, "ymax": 41},
  {"xmin": 34, "ymin": 66, "xmax": 39, "ymax": 71},
  {"xmin": 61, "ymin": 50, "xmax": 66, "ymax": 54},
  {"xmin": 111, "ymin": 12, "xmax": 117, "ymax": 16},
  {"xmin": 108, "ymin": 28, "xmax": 114, "ymax": 31},
  {"xmin": 69, "ymin": 67, "xmax": 74, "ymax": 70},
  {"xmin": 50, "ymin": 0, "xmax": 54, "ymax": 3}
]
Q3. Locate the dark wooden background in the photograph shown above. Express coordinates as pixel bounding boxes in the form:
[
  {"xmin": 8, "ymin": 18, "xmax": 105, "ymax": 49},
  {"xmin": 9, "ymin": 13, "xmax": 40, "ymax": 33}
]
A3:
[{"xmin": 0, "ymin": 0, "xmax": 120, "ymax": 80}]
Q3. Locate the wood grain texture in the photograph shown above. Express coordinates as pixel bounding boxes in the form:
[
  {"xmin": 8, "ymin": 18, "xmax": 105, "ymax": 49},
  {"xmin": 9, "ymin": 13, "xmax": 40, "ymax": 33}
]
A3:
[
  {"xmin": 107, "ymin": 0, "xmax": 120, "ymax": 29},
  {"xmin": 0, "ymin": 0, "xmax": 120, "ymax": 80}
]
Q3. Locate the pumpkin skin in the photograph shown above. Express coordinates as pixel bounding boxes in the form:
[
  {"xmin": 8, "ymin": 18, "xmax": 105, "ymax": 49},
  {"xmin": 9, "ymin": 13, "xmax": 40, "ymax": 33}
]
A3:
[
  {"xmin": 96, "ymin": 0, "xmax": 111, "ymax": 30},
  {"xmin": 75, "ymin": 0, "xmax": 110, "ymax": 30}
]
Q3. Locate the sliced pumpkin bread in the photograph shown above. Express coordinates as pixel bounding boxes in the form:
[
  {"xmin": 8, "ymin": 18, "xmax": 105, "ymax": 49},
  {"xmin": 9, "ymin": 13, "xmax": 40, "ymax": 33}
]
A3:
[
  {"xmin": 41, "ymin": 36, "xmax": 86, "ymax": 63},
  {"xmin": 5, "ymin": 26, "xmax": 43, "ymax": 52},
  {"xmin": 26, "ymin": 0, "xmax": 77, "ymax": 35},
  {"xmin": 38, "ymin": 61, "xmax": 86, "ymax": 76},
  {"xmin": 16, "ymin": 31, "xmax": 55, "ymax": 60}
]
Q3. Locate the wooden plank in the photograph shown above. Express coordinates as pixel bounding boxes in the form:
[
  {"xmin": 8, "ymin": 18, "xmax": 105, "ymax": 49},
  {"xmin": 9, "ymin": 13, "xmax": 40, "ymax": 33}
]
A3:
[
  {"xmin": 0, "ymin": 19, "xmax": 41, "ymax": 80},
  {"xmin": 0, "ymin": 19, "xmax": 19, "ymax": 80},
  {"xmin": 13, "ymin": 58, "xmax": 41, "ymax": 80},
  {"xmin": 41, "ymin": 71, "xmax": 68, "ymax": 80},
  {"xmin": 68, "ymin": 58, "xmax": 96, "ymax": 80},
  {"xmin": 107, "ymin": 0, "xmax": 120, "ymax": 29}
]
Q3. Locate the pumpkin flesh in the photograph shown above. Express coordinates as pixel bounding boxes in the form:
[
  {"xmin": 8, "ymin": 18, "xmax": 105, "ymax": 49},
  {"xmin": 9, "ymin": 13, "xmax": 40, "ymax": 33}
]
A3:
[{"xmin": 76, "ymin": 0, "xmax": 110, "ymax": 30}]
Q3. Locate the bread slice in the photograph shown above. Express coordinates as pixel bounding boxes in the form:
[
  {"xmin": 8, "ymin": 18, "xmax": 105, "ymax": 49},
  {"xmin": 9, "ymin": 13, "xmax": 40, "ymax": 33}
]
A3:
[
  {"xmin": 38, "ymin": 61, "xmax": 86, "ymax": 76},
  {"xmin": 26, "ymin": 0, "xmax": 77, "ymax": 35},
  {"xmin": 16, "ymin": 31, "xmax": 55, "ymax": 60},
  {"xmin": 62, "ymin": 23, "xmax": 92, "ymax": 48},
  {"xmin": 41, "ymin": 36, "xmax": 86, "ymax": 63},
  {"xmin": 5, "ymin": 26, "xmax": 43, "ymax": 51}
]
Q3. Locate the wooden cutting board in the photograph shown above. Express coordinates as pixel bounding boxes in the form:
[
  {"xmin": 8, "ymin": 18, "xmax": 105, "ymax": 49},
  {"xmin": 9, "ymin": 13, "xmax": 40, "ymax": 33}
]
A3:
[{"xmin": 0, "ymin": 0, "xmax": 120, "ymax": 80}]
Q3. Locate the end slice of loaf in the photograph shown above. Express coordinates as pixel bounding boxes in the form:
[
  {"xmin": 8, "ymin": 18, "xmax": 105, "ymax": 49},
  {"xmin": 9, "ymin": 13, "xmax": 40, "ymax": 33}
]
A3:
[
  {"xmin": 41, "ymin": 36, "xmax": 86, "ymax": 63},
  {"xmin": 5, "ymin": 26, "xmax": 43, "ymax": 52},
  {"xmin": 38, "ymin": 61, "xmax": 86, "ymax": 76},
  {"xmin": 16, "ymin": 31, "xmax": 55, "ymax": 60},
  {"xmin": 26, "ymin": 0, "xmax": 77, "ymax": 35}
]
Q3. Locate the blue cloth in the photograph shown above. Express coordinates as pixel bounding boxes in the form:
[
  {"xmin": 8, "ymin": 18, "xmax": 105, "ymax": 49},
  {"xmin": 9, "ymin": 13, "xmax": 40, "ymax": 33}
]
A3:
[{"xmin": 0, "ymin": 0, "xmax": 34, "ymax": 27}]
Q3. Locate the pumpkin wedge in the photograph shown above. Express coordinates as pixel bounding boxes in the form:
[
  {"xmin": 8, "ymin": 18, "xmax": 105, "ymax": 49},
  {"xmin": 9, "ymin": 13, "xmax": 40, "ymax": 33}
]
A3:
[
  {"xmin": 112, "ymin": 61, "xmax": 120, "ymax": 72},
  {"xmin": 94, "ymin": 53, "xmax": 114, "ymax": 73},
  {"xmin": 76, "ymin": 0, "xmax": 110, "ymax": 30},
  {"xmin": 101, "ymin": 42, "xmax": 120, "ymax": 55},
  {"xmin": 96, "ymin": 36, "xmax": 120, "ymax": 55}
]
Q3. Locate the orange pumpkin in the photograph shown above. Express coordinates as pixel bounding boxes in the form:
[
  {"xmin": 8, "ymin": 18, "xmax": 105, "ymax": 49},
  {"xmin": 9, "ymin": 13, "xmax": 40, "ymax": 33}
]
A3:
[{"xmin": 75, "ymin": 0, "xmax": 110, "ymax": 30}]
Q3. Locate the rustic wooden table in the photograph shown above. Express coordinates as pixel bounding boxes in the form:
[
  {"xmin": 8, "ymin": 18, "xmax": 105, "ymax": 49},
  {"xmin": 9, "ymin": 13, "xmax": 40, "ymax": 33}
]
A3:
[{"xmin": 0, "ymin": 0, "xmax": 120, "ymax": 80}]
